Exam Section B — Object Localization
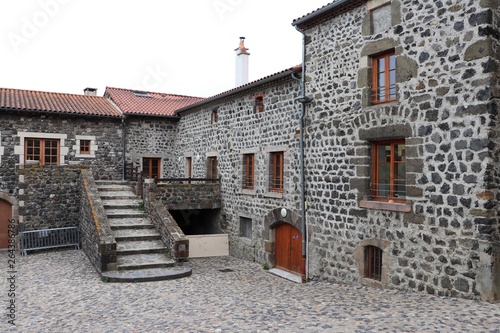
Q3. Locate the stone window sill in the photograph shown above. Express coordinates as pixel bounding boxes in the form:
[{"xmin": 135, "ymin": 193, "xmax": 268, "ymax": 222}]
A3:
[
  {"xmin": 264, "ymin": 191, "xmax": 283, "ymax": 199},
  {"xmin": 240, "ymin": 189, "xmax": 257, "ymax": 196},
  {"xmin": 359, "ymin": 200, "xmax": 411, "ymax": 212}
]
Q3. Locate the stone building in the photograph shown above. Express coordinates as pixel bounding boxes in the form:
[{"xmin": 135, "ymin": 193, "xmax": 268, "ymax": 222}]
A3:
[
  {"xmin": 0, "ymin": 87, "xmax": 124, "ymax": 235},
  {"xmin": 0, "ymin": 0, "xmax": 498, "ymax": 301},
  {"xmin": 290, "ymin": 0, "xmax": 500, "ymax": 300}
]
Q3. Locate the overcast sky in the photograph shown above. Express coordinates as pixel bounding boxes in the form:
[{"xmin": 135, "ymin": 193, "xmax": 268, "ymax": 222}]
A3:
[{"xmin": 0, "ymin": 0, "xmax": 329, "ymax": 98}]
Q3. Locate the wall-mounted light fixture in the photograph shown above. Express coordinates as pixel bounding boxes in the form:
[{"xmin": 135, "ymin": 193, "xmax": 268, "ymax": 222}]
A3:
[{"xmin": 281, "ymin": 208, "xmax": 287, "ymax": 218}]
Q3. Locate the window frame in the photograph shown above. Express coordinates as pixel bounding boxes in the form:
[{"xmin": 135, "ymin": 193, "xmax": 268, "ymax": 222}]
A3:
[
  {"xmin": 269, "ymin": 151, "xmax": 284, "ymax": 193},
  {"xmin": 371, "ymin": 50, "xmax": 396, "ymax": 105},
  {"xmin": 79, "ymin": 139, "xmax": 91, "ymax": 155},
  {"xmin": 242, "ymin": 153, "xmax": 255, "ymax": 190},
  {"xmin": 143, "ymin": 157, "xmax": 161, "ymax": 179},
  {"xmin": 253, "ymin": 95, "xmax": 264, "ymax": 113},
  {"xmin": 211, "ymin": 110, "xmax": 218, "ymax": 124},
  {"xmin": 371, "ymin": 139, "xmax": 406, "ymax": 202},
  {"xmin": 365, "ymin": 245, "xmax": 383, "ymax": 281},
  {"xmin": 186, "ymin": 157, "xmax": 192, "ymax": 178},
  {"xmin": 207, "ymin": 156, "xmax": 218, "ymax": 179},
  {"xmin": 239, "ymin": 216, "xmax": 252, "ymax": 239},
  {"xmin": 24, "ymin": 138, "xmax": 60, "ymax": 166}
]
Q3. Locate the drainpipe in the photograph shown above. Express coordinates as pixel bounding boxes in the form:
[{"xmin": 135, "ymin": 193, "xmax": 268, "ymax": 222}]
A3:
[
  {"xmin": 122, "ymin": 117, "xmax": 126, "ymax": 180},
  {"xmin": 292, "ymin": 25, "xmax": 312, "ymax": 283}
]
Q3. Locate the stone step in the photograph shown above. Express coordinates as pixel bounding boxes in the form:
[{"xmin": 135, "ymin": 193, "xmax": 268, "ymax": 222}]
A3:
[
  {"xmin": 95, "ymin": 180, "xmax": 131, "ymax": 185},
  {"xmin": 108, "ymin": 218, "xmax": 156, "ymax": 229},
  {"xmin": 116, "ymin": 253, "xmax": 175, "ymax": 270},
  {"xmin": 106, "ymin": 209, "xmax": 147, "ymax": 219},
  {"xmin": 113, "ymin": 229, "xmax": 161, "ymax": 241},
  {"xmin": 99, "ymin": 191, "xmax": 138, "ymax": 200},
  {"xmin": 96, "ymin": 184, "xmax": 134, "ymax": 192},
  {"xmin": 102, "ymin": 199, "xmax": 143, "ymax": 209},
  {"xmin": 101, "ymin": 266, "xmax": 192, "ymax": 283},
  {"xmin": 116, "ymin": 240, "xmax": 167, "ymax": 255}
]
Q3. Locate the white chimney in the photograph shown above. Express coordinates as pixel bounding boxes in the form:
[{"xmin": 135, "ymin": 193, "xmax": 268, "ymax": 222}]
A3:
[
  {"xmin": 235, "ymin": 37, "xmax": 250, "ymax": 86},
  {"xmin": 84, "ymin": 87, "xmax": 97, "ymax": 96}
]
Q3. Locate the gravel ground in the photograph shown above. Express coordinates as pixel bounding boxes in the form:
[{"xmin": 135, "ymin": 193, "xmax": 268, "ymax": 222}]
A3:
[{"xmin": 1, "ymin": 249, "xmax": 499, "ymax": 333}]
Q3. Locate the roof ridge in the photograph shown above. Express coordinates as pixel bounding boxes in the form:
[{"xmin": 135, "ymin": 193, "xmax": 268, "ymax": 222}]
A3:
[{"xmin": 105, "ymin": 86, "xmax": 205, "ymax": 99}]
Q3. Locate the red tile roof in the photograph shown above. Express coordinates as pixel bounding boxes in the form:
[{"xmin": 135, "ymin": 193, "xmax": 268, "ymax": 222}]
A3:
[
  {"xmin": 105, "ymin": 87, "xmax": 204, "ymax": 117},
  {"xmin": 0, "ymin": 87, "xmax": 122, "ymax": 117},
  {"xmin": 176, "ymin": 65, "xmax": 302, "ymax": 114}
]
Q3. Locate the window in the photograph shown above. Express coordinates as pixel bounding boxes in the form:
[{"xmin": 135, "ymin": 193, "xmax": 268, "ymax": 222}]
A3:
[
  {"xmin": 242, "ymin": 153, "xmax": 255, "ymax": 189},
  {"xmin": 207, "ymin": 156, "xmax": 217, "ymax": 179},
  {"xmin": 372, "ymin": 51, "xmax": 396, "ymax": 104},
  {"xmin": 143, "ymin": 157, "xmax": 161, "ymax": 179},
  {"xmin": 25, "ymin": 138, "xmax": 59, "ymax": 165},
  {"xmin": 211, "ymin": 110, "xmax": 218, "ymax": 124},
  {"xmin": 186, "ymin": 157, "xmax": 192, "ymax": 178},
  {"xmin": 254, "ymin": 95, "xmax": 264, "ymax": 113},
  {"xmin": 269, "ymin": 151, "xmax": 284, "ymax": 193},
  {"xmin": 239, "ymin": 217, "xmax": 252, "ymax": 239},
  {"xmin": 79, "ymin": 140, "xmax": 91, "ymax": 154},
  {"xmin": 365, "ymin": 245, "xmax": 383, "ymax": 281},
  {"xmin": 371, "ymin": 140, "xmax": 406, "ymax": 201}
]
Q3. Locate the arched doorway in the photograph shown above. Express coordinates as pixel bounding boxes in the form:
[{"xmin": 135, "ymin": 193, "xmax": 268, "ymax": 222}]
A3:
[
  {"xmin": 275, "ymin": 222, "xmax": 302, "ymax": 274},
  {"xmin": 0, "ymin": 199, "xmax": 12, "ymax": 249}
]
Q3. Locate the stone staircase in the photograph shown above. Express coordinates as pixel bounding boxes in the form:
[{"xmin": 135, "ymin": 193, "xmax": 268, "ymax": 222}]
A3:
[{"xmin": 94, "ymin": 180, "xmax": 191, "ymax": 282}]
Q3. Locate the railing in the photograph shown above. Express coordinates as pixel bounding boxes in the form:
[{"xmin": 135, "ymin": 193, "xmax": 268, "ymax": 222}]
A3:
[
  {"xmin": 124, "ymin": 162, "xmax": 142, "ymax": 182},
  {"xmin": 19, "ymin": 227, "xmax": 80, "ymax": 256},
  {"xmin": 155, "ymin": 177, "xmax": 221, "ymax": 184}
]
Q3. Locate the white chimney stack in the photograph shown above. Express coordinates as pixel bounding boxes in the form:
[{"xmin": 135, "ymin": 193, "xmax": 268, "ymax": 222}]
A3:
[{"xmin": 235, "ymin": 37, "xmax": 250, "ymax": 87}]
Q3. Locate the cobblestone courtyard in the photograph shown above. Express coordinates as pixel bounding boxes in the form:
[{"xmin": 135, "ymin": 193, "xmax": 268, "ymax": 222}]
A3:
[{"xmin": 1, "ymin": 250, "xmax": 499, "ymax": 332}]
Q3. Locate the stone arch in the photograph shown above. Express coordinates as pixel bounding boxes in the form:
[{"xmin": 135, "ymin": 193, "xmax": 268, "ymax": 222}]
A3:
[
  {"xmin": 0, "ymin": 191, "xmax": 18, "ymax": 221},
  {"xmin": 262, "ymin": 208, "xmax": 302, "ymax": 267}
]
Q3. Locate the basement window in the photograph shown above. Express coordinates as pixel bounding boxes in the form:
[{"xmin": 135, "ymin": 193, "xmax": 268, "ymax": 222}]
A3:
[{"xmin": 365, "ymin": 245, "xmax": 383, "ymax": 281}]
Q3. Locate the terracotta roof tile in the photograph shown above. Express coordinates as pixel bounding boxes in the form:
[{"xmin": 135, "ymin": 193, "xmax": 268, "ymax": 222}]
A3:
[
  {"xmin": 0, "ymin": 87, "xmax": 122, "ymax": 117},
  {"xmin": 105, "ymin": 87, "xmax": 204, "ymax": 117}
]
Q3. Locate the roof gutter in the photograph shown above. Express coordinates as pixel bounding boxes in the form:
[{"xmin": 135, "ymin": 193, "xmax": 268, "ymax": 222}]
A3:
[{"xmin": 176, "ymin": 68, "xmax": 298, "ymax": 114}]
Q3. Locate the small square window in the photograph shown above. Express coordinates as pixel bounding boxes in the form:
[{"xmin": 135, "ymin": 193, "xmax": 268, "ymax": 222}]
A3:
[
  {"xmin": 253, "ymin": 95, "xmax": 264, "ymax": 113},
  {"xmin": 211, "ymin": 110, "xmax": 218, "ymax": 124},
  {"xmin": 80, "ymin": 140, "xmax": 91, "ymax": 154},
  {"xmin": 240, "ymin": 217, "xmax": 252, "ymax": 239}
]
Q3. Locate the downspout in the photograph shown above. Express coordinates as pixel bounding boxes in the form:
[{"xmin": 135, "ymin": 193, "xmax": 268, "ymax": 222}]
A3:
[
  {"xmin": 292, "ymin": 24, "xmax": 311, "ymax": 283},
  {"xmin": 122, "ymin": 116, "xmax": 126, "ymax": 180}
]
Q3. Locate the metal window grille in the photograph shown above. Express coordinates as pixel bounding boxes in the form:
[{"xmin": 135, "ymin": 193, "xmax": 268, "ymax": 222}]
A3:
[{"xmin": 365, "ymin": 245, "xmax": 382, "ymax": 281}]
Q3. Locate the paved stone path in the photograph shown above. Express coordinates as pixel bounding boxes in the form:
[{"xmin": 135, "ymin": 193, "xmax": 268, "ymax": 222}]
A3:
[{"xmin": 1, "ymin": 249, "xmax": 499, "ymax": 332}]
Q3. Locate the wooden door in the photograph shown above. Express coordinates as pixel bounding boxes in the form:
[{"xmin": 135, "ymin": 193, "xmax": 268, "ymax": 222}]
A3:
[
  {"xmin": 275, "ymin": 223, "xmax": 302, "ymax": 274},
  {"xmin": 0, "ymin": 199, "xmax": 12, "ymax": 249}
]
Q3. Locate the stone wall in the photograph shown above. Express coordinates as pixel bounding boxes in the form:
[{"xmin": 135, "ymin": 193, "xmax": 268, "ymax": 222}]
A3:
[
  {"xmin": 175, "ymin": 75, "xmax": 303, "ymax": 263},
  {"xmin": 301, "ymin": 0, "xmax": 500, "ymax": 300},
  {"xmin": 143, "ymin": 181, "xmax": 189, "ymax": 261},
  {"xmin": 0, "ymin": 111, "xmax": 123, "ymax": 202},
  {"xmin": 18, "ymin": 165, "xmax": 83, "ymax": 231},
  {"xmin": 154, "ymin": 181, "xmax": 221, "ymax": 210},
  {"xmin": 79, "ymin": 169, "xmax": 117, "ymax": 272},
  {"xmin": 124, "ymin": 116, "xmax": 178, "ymax": 178}
]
